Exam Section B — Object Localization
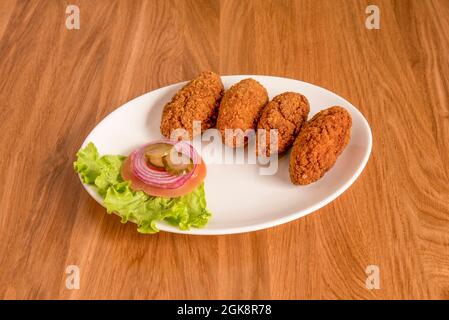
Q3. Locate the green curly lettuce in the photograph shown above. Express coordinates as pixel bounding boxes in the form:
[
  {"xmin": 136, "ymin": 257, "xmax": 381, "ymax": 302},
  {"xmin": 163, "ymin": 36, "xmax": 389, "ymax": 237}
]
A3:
[{"xmin": 74, "ymin": 142, "xmax": 211, "ymax": 233}]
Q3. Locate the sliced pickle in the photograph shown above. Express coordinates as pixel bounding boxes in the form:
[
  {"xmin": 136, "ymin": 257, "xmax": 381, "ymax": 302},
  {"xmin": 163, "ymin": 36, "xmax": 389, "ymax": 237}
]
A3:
[
  {"xmin": 145, "ymin": 143, "xmax": 173, "ymax": 168},
  {"xmin": 163, "ymin": 149, "xmax": 194, "ymax": 175}
]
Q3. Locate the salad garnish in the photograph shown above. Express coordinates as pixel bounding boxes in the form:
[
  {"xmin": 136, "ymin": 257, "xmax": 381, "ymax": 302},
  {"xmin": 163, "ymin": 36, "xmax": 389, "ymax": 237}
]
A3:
[{"xmin": 74, "ymin": 142, "xmax": 211, "ymax": 233}]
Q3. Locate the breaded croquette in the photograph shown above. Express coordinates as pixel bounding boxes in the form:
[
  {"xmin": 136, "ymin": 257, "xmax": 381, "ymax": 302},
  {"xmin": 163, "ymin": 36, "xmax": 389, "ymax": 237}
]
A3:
[
  {"xmin": 257, "ymin": 92, "xmax": 310, "ymax": 156},
  {"xmin": 160, "ymin": 71, "xmax": 223, "ymax": 139},
  {"xmin": 217, "ymin": 78, "xmax": 268, "ymax": 147},
  {"xmin": 289, "ymin": 106, "xmax": 352, "ymax": 185}
]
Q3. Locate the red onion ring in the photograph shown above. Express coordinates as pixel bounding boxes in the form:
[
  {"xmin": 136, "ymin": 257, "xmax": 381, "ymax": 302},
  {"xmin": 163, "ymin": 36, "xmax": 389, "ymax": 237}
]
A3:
[{"xmin": 131, "ymin": 139, "xmax": 200, "ymax": 189}]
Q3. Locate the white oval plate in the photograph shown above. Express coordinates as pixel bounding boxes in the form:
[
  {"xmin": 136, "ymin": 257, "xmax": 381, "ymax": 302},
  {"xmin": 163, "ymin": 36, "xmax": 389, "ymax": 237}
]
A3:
[{"xmin": 80, "ymin": 75, "xmax": 372, "ymax": 235}]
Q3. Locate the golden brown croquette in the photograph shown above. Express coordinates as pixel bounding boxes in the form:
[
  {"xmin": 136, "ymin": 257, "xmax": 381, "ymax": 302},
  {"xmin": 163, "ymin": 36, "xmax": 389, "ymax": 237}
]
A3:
[
  {"xmin": 256, "ymin": 92, "xmax": 310, "ymax": 157},
  {"xmin": 289, "ymin": 106, "xmax": 352, "ymax": 185},
  {"xmin": 216, "ymin": 78, "xmax": 268, "ymax": 147},
  {"xmin": 160, "ymin": 71, "xmax": 224, "ymax": 139}
]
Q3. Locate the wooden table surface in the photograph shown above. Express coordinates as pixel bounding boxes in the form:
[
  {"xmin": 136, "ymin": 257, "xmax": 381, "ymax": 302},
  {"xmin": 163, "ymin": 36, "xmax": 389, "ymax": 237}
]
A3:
[{"xmin": 1, "ymin": 0, "xmax": 448, "ymax": 300}]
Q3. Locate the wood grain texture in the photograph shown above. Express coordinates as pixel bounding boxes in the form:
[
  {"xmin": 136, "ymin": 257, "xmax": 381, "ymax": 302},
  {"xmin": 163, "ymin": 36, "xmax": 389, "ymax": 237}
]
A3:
[{"xmin": 0, "ymin": 0, "xmax": 448, "ymax": 299}]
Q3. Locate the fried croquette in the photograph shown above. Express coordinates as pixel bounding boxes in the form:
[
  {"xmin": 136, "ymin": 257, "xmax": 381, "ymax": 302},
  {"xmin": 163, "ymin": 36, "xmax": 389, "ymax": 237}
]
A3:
[
  {"xmin": 216, "ymin": 78, "xmax": 268, "ymax": 147},
  {"xmin": 160, "ymin": 71, "xmax": 224, "ymax": 139},
  {"xmin": 257, "ymin": 92, "xmax": 310, "ymax": 157},
  {"xmin": 289, "ymin": 106, "xmax": 352, "ymax": 185}
]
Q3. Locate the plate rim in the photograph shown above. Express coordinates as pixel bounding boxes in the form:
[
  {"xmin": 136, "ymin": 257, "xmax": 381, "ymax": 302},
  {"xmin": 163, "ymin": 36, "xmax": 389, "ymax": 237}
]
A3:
[{"xmin": 79, "ymin": 75, "xmax": 373, "ymax": 235}]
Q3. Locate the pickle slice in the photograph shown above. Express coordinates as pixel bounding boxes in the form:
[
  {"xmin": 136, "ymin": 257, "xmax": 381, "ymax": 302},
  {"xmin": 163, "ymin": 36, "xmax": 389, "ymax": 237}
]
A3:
[
  {"xmin": 145, "ymin": 143, "xmax": 173, "ymax": 168},
  {"xmin": 163, "ymin": 148, "xmax": 194, "ymax": 175}
]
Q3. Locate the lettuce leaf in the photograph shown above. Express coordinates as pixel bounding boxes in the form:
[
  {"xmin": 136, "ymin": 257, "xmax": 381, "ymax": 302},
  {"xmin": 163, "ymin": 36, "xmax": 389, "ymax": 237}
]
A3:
[
  {"xmin": 94, "ymin": 155, "xmax": 126, "ymax": 196},
  {"xmin": 73, "ymin": 142, "xmax": 125, "ymax": 196},
  {"xmin": 74, "ymin": 142, "xmax": 211, "ymax": 233},
  {"xmin": 73, "ymin": 142, "xmax": 102, "ymax": 185}
]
